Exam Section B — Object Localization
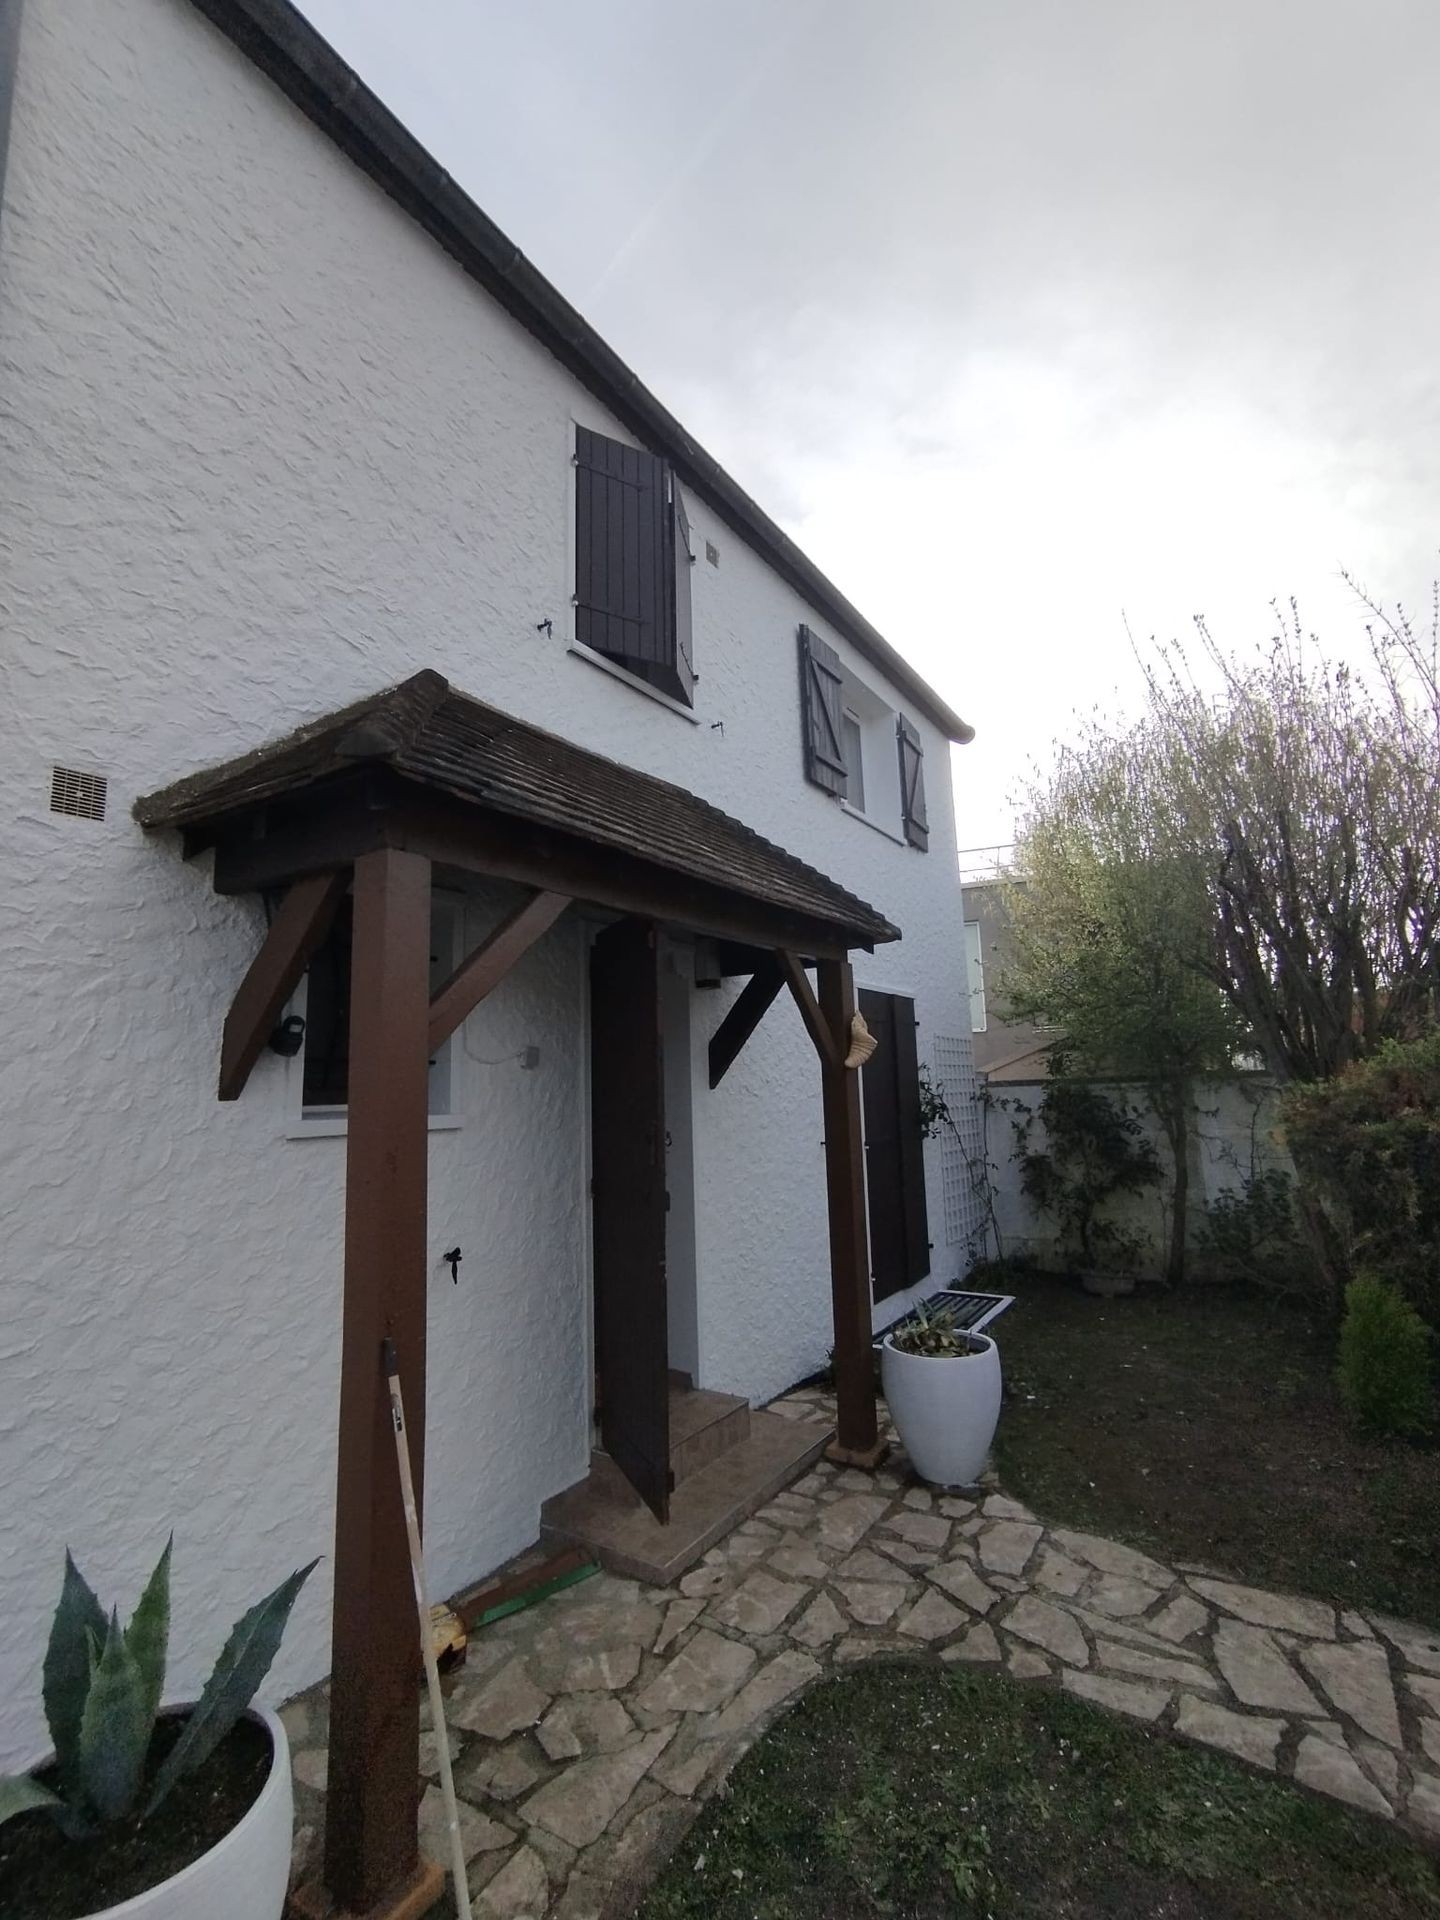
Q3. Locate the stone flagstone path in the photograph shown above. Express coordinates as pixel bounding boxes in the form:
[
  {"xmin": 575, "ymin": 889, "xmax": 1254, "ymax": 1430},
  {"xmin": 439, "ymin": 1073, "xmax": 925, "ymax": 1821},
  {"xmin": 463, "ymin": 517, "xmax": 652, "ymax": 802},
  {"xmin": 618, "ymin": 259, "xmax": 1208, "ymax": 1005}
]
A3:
[{"xmin": 283, "ymin": 1384, "xmax": 1440, "ymax": 1918}]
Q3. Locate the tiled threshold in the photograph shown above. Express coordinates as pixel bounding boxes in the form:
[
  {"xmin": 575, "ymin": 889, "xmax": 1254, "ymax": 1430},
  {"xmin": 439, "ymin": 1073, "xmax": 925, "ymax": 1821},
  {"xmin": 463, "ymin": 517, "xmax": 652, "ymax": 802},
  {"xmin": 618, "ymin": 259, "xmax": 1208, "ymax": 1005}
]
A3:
[{"xmin": 540, "ymin": 1409, "xmax": 831, "ymax": 1585}]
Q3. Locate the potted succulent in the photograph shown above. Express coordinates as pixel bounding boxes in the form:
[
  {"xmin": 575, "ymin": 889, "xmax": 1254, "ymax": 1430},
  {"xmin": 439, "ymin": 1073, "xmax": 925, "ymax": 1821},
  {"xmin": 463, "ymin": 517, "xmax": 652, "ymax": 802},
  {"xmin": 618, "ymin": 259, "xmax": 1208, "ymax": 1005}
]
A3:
[
  {"xmin": 881, "ymin": 1303, "xmax": 1002, "ymax": 1487},
  {"xmin": 0, "ymin": 1540, "xmax": 315, "ymax": 1920}
]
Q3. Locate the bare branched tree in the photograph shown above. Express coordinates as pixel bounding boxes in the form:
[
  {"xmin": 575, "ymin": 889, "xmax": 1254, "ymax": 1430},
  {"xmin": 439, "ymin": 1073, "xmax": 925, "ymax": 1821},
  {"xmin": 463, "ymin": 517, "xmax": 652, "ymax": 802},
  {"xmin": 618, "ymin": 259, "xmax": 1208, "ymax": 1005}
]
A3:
[
  {"xmin": 1007, "ymin": 579, "xmax": 1440, "ymax": 1299},
  {"xmin": 1138, "ymin": 583, "xmax": 1440, "ymax": 1082}
]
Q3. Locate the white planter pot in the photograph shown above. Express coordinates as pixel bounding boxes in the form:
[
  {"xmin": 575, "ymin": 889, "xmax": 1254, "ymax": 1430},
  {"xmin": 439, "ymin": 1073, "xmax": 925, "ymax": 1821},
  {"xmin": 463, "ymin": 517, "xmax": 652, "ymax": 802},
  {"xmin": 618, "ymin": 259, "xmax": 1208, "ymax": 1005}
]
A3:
[
  {"xmin": 881, "ymin": 1333, "xmax": 1002, "ymax": 1488},
  {"xmin": 26, "ymin": 1706, "xmax": 292, "ymax": 1920}
]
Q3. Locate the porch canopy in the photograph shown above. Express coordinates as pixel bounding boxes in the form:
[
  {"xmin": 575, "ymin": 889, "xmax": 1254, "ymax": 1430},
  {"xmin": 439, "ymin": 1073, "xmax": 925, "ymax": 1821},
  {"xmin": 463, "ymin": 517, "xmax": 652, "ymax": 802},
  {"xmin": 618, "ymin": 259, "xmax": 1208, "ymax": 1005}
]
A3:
[{"xmin": 136, "ymin": 669, "xmax": 897, "ymax": 1918}]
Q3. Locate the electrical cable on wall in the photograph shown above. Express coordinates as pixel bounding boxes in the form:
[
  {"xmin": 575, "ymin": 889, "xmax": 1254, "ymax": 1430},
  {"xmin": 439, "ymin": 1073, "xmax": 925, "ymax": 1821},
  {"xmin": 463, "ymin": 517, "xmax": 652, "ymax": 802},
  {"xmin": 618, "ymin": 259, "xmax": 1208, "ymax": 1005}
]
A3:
[{"xmin": 462, "ymin": 1033, "xmax": 540, "ymax": 1069}]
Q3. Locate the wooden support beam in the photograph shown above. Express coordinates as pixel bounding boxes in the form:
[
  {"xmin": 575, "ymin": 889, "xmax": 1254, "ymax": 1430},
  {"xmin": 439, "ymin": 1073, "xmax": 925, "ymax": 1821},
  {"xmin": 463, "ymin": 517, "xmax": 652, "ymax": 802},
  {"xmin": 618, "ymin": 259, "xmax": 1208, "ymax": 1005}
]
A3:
[
  {"xmin": 217, "ymin": 869, "xmax": 347, "ymax": 1101},
  {"xmin": 778, "ymin": 950, "xmax": 841, "ymax": 1072},
  {"xmin": 707, "ymin": 957, "xmax": 783, "ymax": 1088},
  {"xmin": 817, "ymin": 957, "xmax": 884, "ymax": 1466},
  {"xmin": 210, "ymin": 782, "xmax": 862, "ymax": 961},
  {"xmin": 324, "ymin": 847, "xmax": 432, "ymax": 1914},
  {"xmin": 427, "ymin": 889, "xmax": 570, "ymax": 1055}
]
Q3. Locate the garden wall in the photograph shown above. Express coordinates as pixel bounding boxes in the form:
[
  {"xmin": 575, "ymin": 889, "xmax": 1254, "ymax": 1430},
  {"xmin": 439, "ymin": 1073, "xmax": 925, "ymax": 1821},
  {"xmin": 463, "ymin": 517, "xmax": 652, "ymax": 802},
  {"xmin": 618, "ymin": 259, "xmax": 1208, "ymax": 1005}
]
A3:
[{"xmin": 982, "ymin": 1074, "xmax": 1293, "ymax": 1276}]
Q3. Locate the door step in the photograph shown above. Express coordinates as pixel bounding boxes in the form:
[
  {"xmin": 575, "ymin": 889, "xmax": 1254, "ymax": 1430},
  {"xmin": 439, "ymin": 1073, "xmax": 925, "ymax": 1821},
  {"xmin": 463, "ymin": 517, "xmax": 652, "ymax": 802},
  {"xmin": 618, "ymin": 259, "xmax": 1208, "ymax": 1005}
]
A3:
[
  {"xmin": 540, "ymin": 1408, "xmax": 830, "ymax": 1585},
  {"xmin": 669, "ymin": 1386, "xmax": 750, "ymax": 1485}
]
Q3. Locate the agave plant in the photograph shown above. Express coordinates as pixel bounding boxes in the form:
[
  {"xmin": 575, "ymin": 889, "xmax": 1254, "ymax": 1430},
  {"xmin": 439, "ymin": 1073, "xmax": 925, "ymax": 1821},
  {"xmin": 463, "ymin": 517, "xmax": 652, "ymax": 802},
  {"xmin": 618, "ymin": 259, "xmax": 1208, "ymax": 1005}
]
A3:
[{"xmin": 0, "ymin": 1541, "xmax": 316, "ymax": 1838}]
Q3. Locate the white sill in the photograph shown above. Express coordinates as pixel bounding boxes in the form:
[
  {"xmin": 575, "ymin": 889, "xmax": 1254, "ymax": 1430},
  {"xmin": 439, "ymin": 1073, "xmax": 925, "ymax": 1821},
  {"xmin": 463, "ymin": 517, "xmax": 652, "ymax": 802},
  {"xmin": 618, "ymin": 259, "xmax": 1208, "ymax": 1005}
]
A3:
[
  {"xmin": 567, "ymin": 640, "xmax": 701, "ymax": 723},
  {"xmin": 286, "ymin": 1113, "xmax": 464, "ymax": 1140},
  {"xmin": 840, "ymin": 799, "xmax": 907, "ymax": 847}
]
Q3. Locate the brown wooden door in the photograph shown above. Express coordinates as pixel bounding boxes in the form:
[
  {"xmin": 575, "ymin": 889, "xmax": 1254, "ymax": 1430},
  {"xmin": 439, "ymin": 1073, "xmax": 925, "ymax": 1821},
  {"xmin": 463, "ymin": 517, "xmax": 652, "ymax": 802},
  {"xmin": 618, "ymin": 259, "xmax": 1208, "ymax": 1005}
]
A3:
[
  {"xmin": 859, "ymin": 989, "xmax": 932, "ymax": 1303},
  {"xmin": 590, "ymin": 918, "xmax": 671, "ymax": 1520}
]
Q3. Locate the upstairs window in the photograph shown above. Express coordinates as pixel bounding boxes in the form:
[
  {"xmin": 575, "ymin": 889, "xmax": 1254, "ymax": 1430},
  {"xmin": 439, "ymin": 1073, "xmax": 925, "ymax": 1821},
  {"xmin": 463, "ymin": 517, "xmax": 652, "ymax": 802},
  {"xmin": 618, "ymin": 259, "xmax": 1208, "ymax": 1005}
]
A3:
[
  {"xmin": 574, "ymin": 426, "xmax": 695, "ymax": 706},
  {"xmin": 841, "ymin": 711, "xmax": 866, "ymax": 811},
  {"xmin": 799, "ymin": 625, "xmax": 929, "ymax": 850}
]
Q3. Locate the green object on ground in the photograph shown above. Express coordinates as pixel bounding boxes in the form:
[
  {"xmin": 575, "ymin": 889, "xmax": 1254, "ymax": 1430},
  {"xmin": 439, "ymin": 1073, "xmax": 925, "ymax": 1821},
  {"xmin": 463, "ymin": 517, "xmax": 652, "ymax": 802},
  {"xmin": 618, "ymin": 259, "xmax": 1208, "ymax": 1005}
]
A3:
[
  {"xmin": 475, "ymin": 1560, "xmax": 598, "ymax": 1628},
  {"xmin": 639, "ymin": 1661, "xmax": 1440, "ymax": 1919},
  {"xmin": 1337, "ymin": 1273, "xmax": 1434, "ymax": 1439}
]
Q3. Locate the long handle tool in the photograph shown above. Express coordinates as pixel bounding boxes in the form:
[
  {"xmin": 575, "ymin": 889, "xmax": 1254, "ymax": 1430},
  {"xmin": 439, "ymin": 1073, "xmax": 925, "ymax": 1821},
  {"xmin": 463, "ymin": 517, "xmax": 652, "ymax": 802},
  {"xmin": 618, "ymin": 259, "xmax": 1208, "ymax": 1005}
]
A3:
[{"xmin": 382, "ymin": 1338, "xmax": 474, "ymax": 1920}]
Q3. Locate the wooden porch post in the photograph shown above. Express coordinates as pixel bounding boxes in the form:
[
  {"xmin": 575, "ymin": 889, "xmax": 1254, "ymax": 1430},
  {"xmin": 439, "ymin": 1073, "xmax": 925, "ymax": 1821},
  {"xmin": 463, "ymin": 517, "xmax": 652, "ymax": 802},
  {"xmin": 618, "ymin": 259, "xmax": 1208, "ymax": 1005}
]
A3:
[
  {"xmin": 816, "ymin": 957, "xmax": 885, "ymax": 1467},
  {"xmin": 322, "ymin": 845, "xmax": 437, "ymax": 1916}
]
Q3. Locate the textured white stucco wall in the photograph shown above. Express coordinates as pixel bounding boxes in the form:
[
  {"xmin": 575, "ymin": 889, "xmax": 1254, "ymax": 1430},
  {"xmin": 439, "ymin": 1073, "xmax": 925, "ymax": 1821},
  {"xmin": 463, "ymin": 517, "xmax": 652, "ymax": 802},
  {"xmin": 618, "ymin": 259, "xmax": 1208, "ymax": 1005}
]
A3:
[{"xmin": 0, "ymin": 0, "xmax": 978, "ymax": 1764}]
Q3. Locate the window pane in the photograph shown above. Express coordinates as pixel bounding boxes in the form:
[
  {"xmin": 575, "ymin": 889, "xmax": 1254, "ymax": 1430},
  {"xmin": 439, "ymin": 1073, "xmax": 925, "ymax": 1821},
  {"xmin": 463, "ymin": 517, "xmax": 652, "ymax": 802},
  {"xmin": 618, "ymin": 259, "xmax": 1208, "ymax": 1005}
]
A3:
[
  {"xmin": 842, "ymin": 712, "xmax": 865, "ymax": 811},
  {"xmin": 302, "ymin": 895, "xmax": 353, "ymax": 1109},
  {"xmin": 965, "ymin": 920, "xmax": 987, "ymax": 1034},
  {"xmin": 302, "ymin": 896, "xmax": 457, "ymax": 1115}
]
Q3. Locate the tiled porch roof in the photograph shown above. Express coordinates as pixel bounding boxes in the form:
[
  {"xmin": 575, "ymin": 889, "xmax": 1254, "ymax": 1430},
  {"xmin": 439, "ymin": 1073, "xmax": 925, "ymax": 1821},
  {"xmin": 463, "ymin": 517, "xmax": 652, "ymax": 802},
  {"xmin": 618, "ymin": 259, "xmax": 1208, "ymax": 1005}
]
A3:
[{"xmin": 135, "ymin": 670, "xmax": 901, "ymax": 949}]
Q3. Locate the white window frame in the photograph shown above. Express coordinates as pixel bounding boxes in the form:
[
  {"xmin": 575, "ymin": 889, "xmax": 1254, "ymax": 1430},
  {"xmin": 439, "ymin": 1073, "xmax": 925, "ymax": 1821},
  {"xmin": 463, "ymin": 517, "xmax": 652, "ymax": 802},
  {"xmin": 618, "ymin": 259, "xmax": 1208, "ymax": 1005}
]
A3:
[
  {"xmin": 284, "ymin": 890, "xmax": 465, "ymax": 1139},
  {"xmin": 965, "ymin": 920, "xmax": 988, "ymax": 1035},
  {"xmin": 841, "ymin": 708, "xmax": 866, "ymax": 814},
  {"xmin": 832, "ymin": 660, "xmax": 903, "ymax": 839}
]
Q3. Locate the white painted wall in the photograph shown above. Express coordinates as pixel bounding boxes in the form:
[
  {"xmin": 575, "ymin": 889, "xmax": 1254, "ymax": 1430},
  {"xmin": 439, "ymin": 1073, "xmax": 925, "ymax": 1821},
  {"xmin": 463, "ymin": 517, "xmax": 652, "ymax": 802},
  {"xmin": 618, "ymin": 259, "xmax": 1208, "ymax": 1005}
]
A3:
[{"xmin": 0, "ymin": 0, "xmax": 979, "ymax": 1763}]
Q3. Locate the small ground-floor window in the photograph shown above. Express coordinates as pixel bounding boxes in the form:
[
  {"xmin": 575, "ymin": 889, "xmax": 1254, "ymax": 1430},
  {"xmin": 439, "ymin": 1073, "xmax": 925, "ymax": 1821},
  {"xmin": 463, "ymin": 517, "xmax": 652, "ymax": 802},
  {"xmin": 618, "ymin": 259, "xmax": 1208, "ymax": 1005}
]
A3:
[{"xmin": 299, "ymin": 892, "xmax": 460, "ymax": 1121}]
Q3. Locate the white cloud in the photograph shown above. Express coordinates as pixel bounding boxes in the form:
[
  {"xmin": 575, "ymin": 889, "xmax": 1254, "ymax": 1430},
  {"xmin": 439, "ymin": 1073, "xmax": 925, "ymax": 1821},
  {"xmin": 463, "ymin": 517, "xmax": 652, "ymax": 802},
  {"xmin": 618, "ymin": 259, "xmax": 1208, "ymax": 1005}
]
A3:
[{"xmin": 300, "ymin": 0, "xmax": 1440, "ymax": 846}]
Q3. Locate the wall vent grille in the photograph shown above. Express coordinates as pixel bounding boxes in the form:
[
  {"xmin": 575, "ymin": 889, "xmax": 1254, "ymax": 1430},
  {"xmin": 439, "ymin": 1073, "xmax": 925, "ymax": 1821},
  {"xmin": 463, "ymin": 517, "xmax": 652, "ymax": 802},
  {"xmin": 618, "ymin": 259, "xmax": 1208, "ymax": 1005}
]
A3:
[{"xmin": 50, "ymin": 766, "xmax": 108, "ymax": 821}]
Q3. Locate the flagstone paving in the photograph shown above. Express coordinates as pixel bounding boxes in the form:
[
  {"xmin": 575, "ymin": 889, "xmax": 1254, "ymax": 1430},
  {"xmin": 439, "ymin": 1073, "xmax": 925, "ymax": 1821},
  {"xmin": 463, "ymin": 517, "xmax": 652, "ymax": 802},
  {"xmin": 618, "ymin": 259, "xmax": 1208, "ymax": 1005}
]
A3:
[{"xmin": 282, "ymin": 1383, "xmax": 1440, "ymax": 1918}]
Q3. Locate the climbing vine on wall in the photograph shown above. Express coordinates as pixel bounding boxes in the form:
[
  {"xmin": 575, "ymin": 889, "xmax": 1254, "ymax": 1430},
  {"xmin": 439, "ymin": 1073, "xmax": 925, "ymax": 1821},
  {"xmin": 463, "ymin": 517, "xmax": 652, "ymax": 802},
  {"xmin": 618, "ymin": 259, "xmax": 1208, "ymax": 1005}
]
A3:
[{"xmin": 1010, "ymin": 1078, "xmax": 1161, "ymax": 1273}]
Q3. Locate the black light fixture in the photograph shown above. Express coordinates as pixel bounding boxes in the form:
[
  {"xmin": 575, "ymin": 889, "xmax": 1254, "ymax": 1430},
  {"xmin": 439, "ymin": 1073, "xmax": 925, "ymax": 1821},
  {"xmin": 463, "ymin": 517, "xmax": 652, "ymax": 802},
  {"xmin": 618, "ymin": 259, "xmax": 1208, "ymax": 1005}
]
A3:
[{"xmin": 269, "ymin": 1013, "xmax": 306, "ymax": 1057}]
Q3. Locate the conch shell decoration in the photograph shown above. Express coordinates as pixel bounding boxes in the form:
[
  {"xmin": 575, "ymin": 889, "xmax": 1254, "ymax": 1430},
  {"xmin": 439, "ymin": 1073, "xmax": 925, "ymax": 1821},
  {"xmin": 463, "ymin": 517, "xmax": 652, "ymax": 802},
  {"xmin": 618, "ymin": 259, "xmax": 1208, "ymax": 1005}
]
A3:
[{"xmin": 843, "ymin": 1011, "xmax": 878, "ymax": 1070}]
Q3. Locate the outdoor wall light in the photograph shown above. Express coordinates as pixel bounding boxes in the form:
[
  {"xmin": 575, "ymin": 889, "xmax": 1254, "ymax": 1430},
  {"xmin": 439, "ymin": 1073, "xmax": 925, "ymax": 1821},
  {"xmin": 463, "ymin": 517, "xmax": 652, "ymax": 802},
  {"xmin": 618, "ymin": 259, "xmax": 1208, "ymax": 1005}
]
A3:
[{"xmin": 269, "ymin": 1013, "xmax": 306, "ymax": 1057}]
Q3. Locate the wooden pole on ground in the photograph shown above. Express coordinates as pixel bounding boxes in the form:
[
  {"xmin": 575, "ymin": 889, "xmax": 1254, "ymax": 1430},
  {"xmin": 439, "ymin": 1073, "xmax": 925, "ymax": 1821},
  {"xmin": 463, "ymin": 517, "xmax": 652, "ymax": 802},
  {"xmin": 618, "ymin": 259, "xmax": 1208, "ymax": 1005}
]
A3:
[{"xmin": 382, "ymin": 1339, "xmax": 473, "ymax": 1920}]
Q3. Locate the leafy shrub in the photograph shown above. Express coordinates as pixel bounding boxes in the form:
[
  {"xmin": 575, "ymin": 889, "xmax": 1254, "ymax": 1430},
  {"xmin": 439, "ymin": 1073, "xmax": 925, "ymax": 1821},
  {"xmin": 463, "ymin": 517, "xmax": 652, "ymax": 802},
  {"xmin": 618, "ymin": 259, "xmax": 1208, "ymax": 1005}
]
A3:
[
  {"xmin": 1285, "ymin": 1032, "xmax": 1440, "ymax": 1323},
  {"xmin": 1196, "ymin": 1169, "xmax": 1311, "ymax": 1294},
  {"xmin": 1013, "ymin": 1079, "xmax": 1160, "ymax": 1272},
  {"xmin": 1336, "ymin": 1275, "xmax": 1434, "ymax": 1440}
]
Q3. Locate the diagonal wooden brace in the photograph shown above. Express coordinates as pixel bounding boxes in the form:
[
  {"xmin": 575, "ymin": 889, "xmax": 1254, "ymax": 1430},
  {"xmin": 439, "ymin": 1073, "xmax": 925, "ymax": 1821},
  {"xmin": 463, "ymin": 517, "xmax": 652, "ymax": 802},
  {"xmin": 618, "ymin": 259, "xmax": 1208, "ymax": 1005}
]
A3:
[
  {"xmin": 777, "ymin": 949, "xmax": 841, "ymax": 1072},
  {"xmin": 218, "ymin": 869, "xmax": 349, "ymax": 1101},
  {"xmin": 707, "ymin": 956, "xmax": 784, "ymax": 1088},
  {"xmin": 426, "ymin": 889, "xmax": 570, "ymax": 1055}
]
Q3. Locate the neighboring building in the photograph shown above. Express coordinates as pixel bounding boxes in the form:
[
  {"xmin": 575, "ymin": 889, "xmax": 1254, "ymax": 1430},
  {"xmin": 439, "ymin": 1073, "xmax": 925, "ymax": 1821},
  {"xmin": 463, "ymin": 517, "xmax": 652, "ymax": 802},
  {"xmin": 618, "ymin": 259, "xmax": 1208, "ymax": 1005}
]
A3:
[
  {"xmin": 0, "ymin": 0, "xmax": 984, "ymax": 1891},
  {"xmin": 962, "ymin": 875, "xmax": 1053, "ymax": 1080}
]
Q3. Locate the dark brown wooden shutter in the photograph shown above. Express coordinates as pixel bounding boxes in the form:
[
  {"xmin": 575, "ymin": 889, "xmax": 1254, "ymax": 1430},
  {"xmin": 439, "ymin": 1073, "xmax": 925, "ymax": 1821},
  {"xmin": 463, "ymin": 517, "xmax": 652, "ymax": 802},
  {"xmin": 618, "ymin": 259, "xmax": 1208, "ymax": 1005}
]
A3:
[
  {"xmin": 575, "ymin": 426, "xmax": 691, "ymax": 705},
  {"xmin": 672, "ymin": 478, "xmax": 696, "ymax": 703},
  {"xmin": 897, "ymin": 714, "xmax": 929, "ymax": 850},
  {"xmin": 859, "ymin": 989, "xmax": 932, "ymax": 1301},
  {"xmin": 798, "ymin": 625, "xmax": 846, "ymax": 794},
  {"xmin": 891, "ymin": 996, "xmax": 932, "ymax": 1286}
]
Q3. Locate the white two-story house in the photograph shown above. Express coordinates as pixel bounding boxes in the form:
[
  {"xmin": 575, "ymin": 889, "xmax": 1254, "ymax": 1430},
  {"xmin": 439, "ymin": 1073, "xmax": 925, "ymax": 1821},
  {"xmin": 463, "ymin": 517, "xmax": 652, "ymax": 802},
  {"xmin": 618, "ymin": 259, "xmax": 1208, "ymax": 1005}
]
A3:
[{"xmin": 0, "ymin": 1, "xmax": 981, "ymax": 1907}]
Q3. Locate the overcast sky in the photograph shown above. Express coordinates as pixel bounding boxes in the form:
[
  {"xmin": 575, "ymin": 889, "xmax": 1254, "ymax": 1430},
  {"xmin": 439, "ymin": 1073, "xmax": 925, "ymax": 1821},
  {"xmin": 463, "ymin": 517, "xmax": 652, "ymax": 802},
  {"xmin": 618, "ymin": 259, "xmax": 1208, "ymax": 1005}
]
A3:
[{"xmin": 302, "ymin": 0, "xmax": 1440, "ymax": 855}]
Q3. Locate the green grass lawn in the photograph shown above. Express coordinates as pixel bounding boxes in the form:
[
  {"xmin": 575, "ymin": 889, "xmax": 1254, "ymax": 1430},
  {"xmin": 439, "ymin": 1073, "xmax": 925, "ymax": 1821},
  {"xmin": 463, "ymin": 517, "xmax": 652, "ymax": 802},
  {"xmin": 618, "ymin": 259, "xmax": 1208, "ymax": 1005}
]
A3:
[
  {"xmin": 640, "ymin": 1663, "xmax": 1440, "ymax": 1919},
  {"xmin": 989, "ymin": 1275, "xmax": 1440, "ymax": 1630}
]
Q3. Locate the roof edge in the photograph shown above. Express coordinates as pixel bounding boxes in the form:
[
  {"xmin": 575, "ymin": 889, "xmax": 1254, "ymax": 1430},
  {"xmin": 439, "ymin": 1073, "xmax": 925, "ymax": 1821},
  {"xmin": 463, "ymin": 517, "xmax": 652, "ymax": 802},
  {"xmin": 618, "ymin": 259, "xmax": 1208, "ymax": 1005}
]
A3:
[{"xmin": 183, "ymin": 0, "xmax": 974, "ymax": 746}]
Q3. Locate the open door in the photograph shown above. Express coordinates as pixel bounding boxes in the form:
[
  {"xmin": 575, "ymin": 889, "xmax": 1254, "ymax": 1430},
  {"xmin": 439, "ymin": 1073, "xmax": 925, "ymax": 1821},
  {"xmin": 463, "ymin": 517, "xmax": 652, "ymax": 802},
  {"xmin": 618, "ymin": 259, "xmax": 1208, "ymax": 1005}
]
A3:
[{"xmin": 590, "ymin": 918, "xmax": 671, "ymax": 1519}]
